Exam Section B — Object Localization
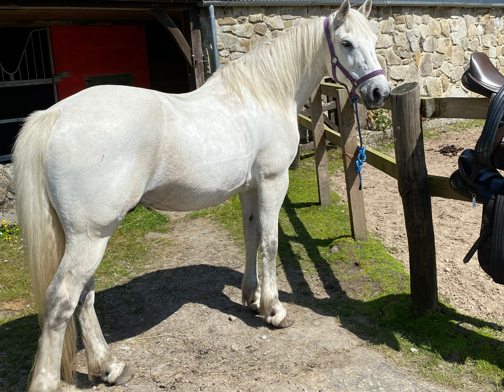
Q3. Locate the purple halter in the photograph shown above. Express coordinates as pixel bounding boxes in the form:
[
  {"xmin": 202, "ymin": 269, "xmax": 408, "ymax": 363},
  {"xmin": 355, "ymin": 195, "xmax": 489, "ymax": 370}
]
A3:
[{"xmin": 324, "ymin": 17, "xmax": 384, "ymax": 100}]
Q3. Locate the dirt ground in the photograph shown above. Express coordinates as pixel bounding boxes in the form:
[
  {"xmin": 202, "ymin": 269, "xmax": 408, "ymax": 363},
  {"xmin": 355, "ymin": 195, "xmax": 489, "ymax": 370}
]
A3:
[
  {"xmin": 69, "ymin": 215, "xmax": 448, "ymax": 392},
  {"xmin": 332, "ymin": 121, "xmax": 504, "ymax": 326},
  {"xmin": 3, "ymin": 121, "xmax": 500, "ymax": 392}
]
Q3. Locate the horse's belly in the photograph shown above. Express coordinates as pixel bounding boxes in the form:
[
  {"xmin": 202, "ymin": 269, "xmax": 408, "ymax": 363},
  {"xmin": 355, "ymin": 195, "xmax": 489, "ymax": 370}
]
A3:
[{"xmin": 140, "ymin": 165, "xmax": 252, "ymax": 211}]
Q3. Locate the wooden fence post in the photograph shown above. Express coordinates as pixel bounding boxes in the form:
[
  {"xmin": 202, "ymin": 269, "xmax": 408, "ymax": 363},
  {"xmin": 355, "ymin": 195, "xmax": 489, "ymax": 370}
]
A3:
[
  {"xmin": 390, "ymin": 82, "xmax": 438, "ymax": 316},
  {"xmin": 335, "ymin": 89, "xmax": 367, "ymax": 242},
  {"xmin": 311, "ymin": 85, "xmax": 331, "ymax": 206}
]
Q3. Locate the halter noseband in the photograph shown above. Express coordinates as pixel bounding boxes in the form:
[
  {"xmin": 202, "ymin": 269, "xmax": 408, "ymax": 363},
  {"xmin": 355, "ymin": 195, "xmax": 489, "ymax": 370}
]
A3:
[{"xmin": 324, "ymin": 17, "xmax": 384, "ymax": 100}]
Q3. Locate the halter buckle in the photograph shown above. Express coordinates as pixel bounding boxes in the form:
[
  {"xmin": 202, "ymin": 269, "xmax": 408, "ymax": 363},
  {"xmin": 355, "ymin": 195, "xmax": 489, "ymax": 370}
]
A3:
[{"xmin": 331, "ymin": 57, "xmax": 337, "ymax": 64}]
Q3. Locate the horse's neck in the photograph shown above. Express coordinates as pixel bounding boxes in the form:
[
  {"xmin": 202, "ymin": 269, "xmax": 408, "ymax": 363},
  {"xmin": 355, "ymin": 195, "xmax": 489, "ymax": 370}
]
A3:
[{"xmin": 289, "ymin": 18, "xmax": 328, "ymax": 113}]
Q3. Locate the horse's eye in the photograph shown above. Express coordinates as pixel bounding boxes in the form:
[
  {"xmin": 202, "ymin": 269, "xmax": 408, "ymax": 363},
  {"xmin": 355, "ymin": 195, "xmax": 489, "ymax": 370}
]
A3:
[{"xmin": 342, "ymin": 41, "xmax": 353, "ymax": 48}]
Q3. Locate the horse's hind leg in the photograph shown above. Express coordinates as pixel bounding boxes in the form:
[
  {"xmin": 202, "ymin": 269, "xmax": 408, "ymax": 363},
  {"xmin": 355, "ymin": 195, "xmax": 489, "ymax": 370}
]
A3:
[
  {"xmin": 75, "ymin": 277, "xmax": 132, "ymax": 384},
  {"xmin": 258, "ymin": 172, "xmax": 293, "ymax": 328},
  {"xmin": 239, "ymin": 190, "xmax": 261, "ymax": 312},
  {"xmin": 30, "ymin": 235, "xmax": 111, "ymax": 392}
]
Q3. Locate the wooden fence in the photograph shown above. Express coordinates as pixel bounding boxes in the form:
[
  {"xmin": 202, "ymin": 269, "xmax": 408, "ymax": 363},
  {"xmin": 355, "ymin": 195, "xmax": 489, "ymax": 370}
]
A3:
[{"xmin": 299, "ymin": 81, "xmax": 490, "ymax": 316}]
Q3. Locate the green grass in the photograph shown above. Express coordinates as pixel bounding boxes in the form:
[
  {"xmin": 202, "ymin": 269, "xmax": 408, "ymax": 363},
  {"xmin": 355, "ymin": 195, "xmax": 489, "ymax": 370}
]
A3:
[
  {"xmin": 447, "ymin": 119, "xmax": 485, "ymax": 132},
  {"xmin": 0, "ymin": 206, "xmax": 170, "ymax": 390},
  {"xmin": 189, "ymin": 147, "xmax": 504, "ymax": 391}
]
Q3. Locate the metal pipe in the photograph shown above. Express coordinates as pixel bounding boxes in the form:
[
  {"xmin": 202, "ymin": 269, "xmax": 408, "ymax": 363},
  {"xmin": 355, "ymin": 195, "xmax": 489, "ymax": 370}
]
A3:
[
  {"xmin": 208, "ymin": 5, "xmax": 220, "ymax": 73},
  {"xmin": 199, "ymin": 0, "xmax": 504, "ymax": 7}
]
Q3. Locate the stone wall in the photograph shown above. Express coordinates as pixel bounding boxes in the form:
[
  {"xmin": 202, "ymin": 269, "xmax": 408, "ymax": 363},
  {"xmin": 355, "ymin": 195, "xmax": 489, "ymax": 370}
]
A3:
[{"xmin": 201, "ymin": 5, "xmax": 504, "ymax": 97}]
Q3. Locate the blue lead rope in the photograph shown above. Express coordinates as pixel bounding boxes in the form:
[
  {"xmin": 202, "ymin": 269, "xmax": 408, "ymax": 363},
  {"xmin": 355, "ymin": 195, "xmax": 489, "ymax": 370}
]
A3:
[{"xmin": 351, "ymin": 97, "xmax": 367, "ymax": 190}]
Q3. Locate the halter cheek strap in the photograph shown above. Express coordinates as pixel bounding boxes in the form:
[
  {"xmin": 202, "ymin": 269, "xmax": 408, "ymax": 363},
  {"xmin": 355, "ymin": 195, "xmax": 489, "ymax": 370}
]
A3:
[{"xmin": 323, "ymin": 17, "xmax": 384, "ymax": 99}]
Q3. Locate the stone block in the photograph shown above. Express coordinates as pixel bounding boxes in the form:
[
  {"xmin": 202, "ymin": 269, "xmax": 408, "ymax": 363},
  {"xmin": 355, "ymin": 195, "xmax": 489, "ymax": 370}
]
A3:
[
  {"xmin": 445, "ymin": 42, "xmax": 453, "ymax": 61},
  {"xmin": 220, "ymin": 33, "xmax": 239, "ymax": 50},
  {"xmin": 450, "ymin": 32, "xmax": 460, "ymax": 45},
  {"xmin": 432, "ymin": 53, "xmax": 444, "ymax": 69},
  {"xmin": 253, "ymin": 23, "xmax": 268, "ymax": 36},
  {"xmin": 394, "ymin": 14, "xmax": 405, "ymax": 24},
  {"xmin": 377, "ymin": 34, "xmax": 393, "ymax": 48},
  {"xmin": 232, "ymin": 23, "xmax": 253, "ymax": 38},
  {"xmin": 395, "ymin": 24, "xmax": 407, "ymax": 33},
  {"xmin": 468, "ymin": 24, "xmax": 477, "ymax": 40},
  {"xmin": 499, "ymin": 56, "xmax": 504, "ymax": 67},
  {"xmin": 457, "ymin": 17, "xmax": 467, "ymax": 39},
  {"xmin": 419, "ymin": 53, "xmax": 433, "ymax": 76},
  {"xmin": 436, "ymin": 38, "xmax": 446, "ymax": 54},
  {"xmin": 376, "ymin": 54, "xmax": 387, "ymax": 78},
  {"xmin": 440, "ymin": 19, "xmax": 450, "ymax": 37},
  {"xmin": 465, "ymin": 15, "xmax": 476, "ymax": 28},
  {"xmin": 484, "ymin": 18, "xmax": 496, "ymax": 34},
  {"xmin": 389, "ymin": 65, "xmax": 409, "ymax": 80},
  {"xmin": 482, "ymin": 34, "xmax": 496, "ymax": 48},
  {"xmin": 218, "ymin": 17, "xmax": 237, "ymax": 26},
  {"xmin": 423, "ymin": 37, "xmax": 436, "ymax": 52},
  {"xmin": 452, "ymin": 44, "xmax": 465, "ymax": 66},
  {"xmin": 407, "ymin": 29, "xmax": 420, "ymax": 52},
  {"xmin": 219, "ymin": 50, "xmax": 230, "ymax": 57},
  {"xmin": 370, "ymin": 20, "xmax": 380, "ymax": 35},
  {"xmin": 425, "ymin": 77, "xmax": 443, "ymax": 96},
  {"xmin": 238, "ymin": 16, "xmax": 247, "ymax": 24},
  {"xmin": 441, "ymin": 73, "xmax": 450, "ymax": 91},
  {"xmin": 249, "ymin": 14, "xmax": 263, "ymax": 23},
  {"xmin": 449, "ymin": 19, "xmax": 458, "ymax": 32},
  {"xmin": 405, "ymin": 15, "xmax": 414, "ymax": 29},
  {"xmin": 476, "ymin": 25, "xmax": 484, "ymax": 36},
  {"xmin": 387, "ymin": 47, "xmax": 402, "ymax": 65},
  {"xmin": 251, "ymin": 34, "xmax": 268, "ymax": 49},
  {"xmin": 422, "ymin": 14, "xmax": 430, "ymax": 25},
  {"xmin": 429, "ymin": 20, "xmax": 441, "ymax": 37},
  {"xmin": 413, "ymin": 51, "xmax": 421, "ymax": 67},
  {"xmin": 419, "ymin": 24, "xmax": 430, "ymax": 39},
  {"xmin": 489, "ymin": 46, "xmax": 497, "ymax": 58},
  {"xmin": 265, "ymin": 15, "xmax": 284, "ymax": 30},
  {"xmin": 380, "ymin": 18, "xmax": 394, "ymax": 34},
  {"xmin": 394, "ymin": 31, "xmax": 407, "ymax": 47},
  {"xmin": 468, "ymin": 38, "xmax": 479, "ymax": 52},
  {"xmin": 441, "ymin": 61, "xmax": 452, "ymax": 76},
  {"xmin": 451, "ymin": 65, "xmax": 464, "ymax": 82},
  {"xmin": 219, "ymin": 57, "xmax": 230, "ymax": 66}
]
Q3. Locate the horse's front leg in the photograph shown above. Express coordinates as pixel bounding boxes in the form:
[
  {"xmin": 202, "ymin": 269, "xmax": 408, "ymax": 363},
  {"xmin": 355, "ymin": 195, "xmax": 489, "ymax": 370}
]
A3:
[
  {"xmin": 75, "ymin": 277, "xmax": 132, "ymax": 385},
  {"xmin": 258, "ymin": 172, "xmax": 294, "ymax": 328},
  {"xmin": 239, "ymin": 190, "xmax": 261, "ymax": 312}
]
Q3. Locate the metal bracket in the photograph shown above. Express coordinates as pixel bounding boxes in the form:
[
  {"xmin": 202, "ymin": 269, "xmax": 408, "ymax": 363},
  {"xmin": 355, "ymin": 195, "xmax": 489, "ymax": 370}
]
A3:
[{"xmin": 54, "ymin": 72, "xmax": 70, "ymax": 82}]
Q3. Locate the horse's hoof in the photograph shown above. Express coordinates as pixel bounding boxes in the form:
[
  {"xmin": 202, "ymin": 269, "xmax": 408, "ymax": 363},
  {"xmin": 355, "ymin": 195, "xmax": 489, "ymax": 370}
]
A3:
[
  {"xmin": 275, "ymin": 316, "xmax": 294, "ymax": 328},
  {"xmin": 112, "ymin": 366, "xmax": 134, "ymax": 385},
  {"xmin": 250, "ymin": 302, "xmax": 260, "ymax": 313}
]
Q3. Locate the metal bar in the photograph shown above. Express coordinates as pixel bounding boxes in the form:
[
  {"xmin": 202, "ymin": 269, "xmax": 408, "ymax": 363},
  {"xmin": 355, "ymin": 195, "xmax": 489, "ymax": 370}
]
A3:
[
  {"xmin": 0, "ymin": 154, "xmax": 12, "ymax": 163},
  {"xmin": 199, "ymin": 0, "xmax": 504, "ymax": 6},
  {"xmin": 25, "ymin": 49, "xmax": 30, "ymax": 79},
  {"xmin": 0, "ymin": 78, "xmax": 54, "ymax": 88},
  {"xmin": 39, "ymin": 30, "xmax": 46, "ymax": 78},
  {"xmin": 31, "ymin": 33, "xmax": 38, "ymax": 79},
  {"xmin": 0, "ymin": 118, "xmax": 26, "ymax": 124},
  {"xmin": 46, "ymin": 27, "xmax": 59, "ymax": 103}
]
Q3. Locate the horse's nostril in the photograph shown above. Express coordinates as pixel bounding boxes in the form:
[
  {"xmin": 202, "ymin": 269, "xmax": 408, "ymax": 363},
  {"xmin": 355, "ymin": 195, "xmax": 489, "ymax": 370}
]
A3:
[{"xmin": 373, "ymin": 87, "xmax": 382, "ymax": 103}]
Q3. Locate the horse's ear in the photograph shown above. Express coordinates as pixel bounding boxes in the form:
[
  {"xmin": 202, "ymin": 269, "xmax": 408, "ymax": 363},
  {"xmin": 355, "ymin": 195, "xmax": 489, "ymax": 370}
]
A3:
[
  {"xmin": 358, "ymin": 0, "xmax": 372, "ymax": 18},
  {"xmin": 336, "ymin": 0, "xmax": 351, "ymax": 24}
]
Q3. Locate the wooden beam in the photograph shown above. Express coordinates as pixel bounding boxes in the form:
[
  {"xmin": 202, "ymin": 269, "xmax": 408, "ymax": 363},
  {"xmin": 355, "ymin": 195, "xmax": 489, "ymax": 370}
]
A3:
[
  {"xmin": 391, "ymin": 82, "xmax": 438, "ymax": 316},
  {"xmin": 310, "ymin": 85, "xmax": 332, "ymax": 207},
  {"xmin": 151, "ymin": 9, "xmax": 192, "ymax": 67},
  {"xmin": 0, "ymin": 1, "xmax": 195, "ymax": 10},
  {"xmin": 336, "ymin": 89, "xmax": 368, "ymax": 242},
  {"xmin": 421, "ymin": 97, "xmax": 490, "ymax": 119},
  {"xmin": 188, "ymin": 6, "xmax": 205, "ymax": 89}
]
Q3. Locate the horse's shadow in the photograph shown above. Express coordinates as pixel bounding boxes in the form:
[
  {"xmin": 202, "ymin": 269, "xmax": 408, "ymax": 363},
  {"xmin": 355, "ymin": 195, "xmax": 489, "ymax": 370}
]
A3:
[{"xmin": 3, "ymin": 195, "xmax": 504, "ymax": 390}]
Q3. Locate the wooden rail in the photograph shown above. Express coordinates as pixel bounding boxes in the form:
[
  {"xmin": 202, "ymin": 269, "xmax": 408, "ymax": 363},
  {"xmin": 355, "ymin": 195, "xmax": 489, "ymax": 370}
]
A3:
[
  {"xmin": 300, "ymin": 81, "xmax": 490, "ymax": 316},
  {"xmin": 304, "ymin": 82, "xmax": 489, "ymax": 203}
]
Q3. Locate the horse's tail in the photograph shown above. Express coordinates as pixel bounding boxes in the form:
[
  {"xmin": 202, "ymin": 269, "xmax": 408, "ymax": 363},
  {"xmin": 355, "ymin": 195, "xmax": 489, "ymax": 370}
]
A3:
[{"xmin": 13, "ymin": 109, "xmax": 77, "ymax": 384}]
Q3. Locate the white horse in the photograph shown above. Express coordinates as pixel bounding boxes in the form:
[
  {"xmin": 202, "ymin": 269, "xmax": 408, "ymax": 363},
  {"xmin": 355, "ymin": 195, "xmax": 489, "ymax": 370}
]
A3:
[{"xmin": 13, "ymin": 0, "xmax": 389, "ymax": 390}]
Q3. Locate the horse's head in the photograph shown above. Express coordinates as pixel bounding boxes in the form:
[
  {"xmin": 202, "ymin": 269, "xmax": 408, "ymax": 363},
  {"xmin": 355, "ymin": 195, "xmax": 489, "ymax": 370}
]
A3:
[{"xmin": 325, "ymin": 0, "xmax": 390, "ymax": 109}]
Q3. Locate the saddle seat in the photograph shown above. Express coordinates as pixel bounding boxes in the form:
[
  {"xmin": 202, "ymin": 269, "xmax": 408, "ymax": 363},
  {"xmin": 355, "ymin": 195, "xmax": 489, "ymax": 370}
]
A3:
[{"xmin": 462, "ymin": 52, "xmax": 504, "ymax": 98}]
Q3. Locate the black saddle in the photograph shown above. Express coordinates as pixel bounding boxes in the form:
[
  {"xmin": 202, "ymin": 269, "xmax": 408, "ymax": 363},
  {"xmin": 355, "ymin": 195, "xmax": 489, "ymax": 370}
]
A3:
[{"xmin": 450, "ymin": 52, "xmax": 504, "ymax": 284}]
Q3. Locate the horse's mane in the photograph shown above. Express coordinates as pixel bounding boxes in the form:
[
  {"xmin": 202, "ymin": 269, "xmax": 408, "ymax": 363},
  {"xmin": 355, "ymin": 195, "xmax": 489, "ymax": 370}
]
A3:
[{"xmin": 210, "ymin": 8, "xmax": 374, "ymax": 110}]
